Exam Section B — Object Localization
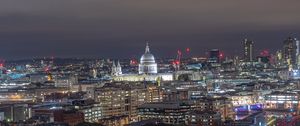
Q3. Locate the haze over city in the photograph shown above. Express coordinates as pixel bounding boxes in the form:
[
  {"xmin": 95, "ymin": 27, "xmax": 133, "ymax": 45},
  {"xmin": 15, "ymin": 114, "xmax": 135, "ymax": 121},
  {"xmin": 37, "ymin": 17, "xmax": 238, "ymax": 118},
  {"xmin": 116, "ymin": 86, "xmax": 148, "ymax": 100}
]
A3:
[{"xmin": 1, "ymin": 0, "xmax": 300, "ymax": 59}]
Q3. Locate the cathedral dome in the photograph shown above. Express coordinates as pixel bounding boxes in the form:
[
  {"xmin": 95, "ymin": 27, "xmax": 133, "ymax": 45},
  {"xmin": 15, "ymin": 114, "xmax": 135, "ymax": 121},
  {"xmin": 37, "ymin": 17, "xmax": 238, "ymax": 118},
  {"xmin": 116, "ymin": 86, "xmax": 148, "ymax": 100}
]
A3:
[{"xmin": 139, "ymin": 43, "xmax": 158, "ymax": 74}]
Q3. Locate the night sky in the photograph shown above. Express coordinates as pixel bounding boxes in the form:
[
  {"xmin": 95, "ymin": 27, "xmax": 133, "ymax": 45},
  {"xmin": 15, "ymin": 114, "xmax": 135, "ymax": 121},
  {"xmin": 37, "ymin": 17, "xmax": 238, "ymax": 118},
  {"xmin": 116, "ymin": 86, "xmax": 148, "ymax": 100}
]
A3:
[{"xmin": 1, "ymin": 0, "xmax": 300, "ymax": 59}]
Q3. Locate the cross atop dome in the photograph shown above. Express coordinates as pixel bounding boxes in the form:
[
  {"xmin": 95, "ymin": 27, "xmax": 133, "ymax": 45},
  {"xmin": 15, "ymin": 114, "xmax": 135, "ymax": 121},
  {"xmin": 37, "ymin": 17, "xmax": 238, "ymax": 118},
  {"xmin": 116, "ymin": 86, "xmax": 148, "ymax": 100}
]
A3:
[{"xmin": 145, "ymin": 42, "xmax": 150, "ymax": 54}]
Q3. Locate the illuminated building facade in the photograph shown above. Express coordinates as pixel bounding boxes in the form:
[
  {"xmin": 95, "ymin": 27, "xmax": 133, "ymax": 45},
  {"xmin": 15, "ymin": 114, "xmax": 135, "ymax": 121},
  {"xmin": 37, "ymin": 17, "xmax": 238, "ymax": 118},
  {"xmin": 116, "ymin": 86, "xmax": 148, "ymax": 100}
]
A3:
[
  {"xmin": 87, "ymin": 83, "xmax": 148, "ymax": 122},
  {"xmin": 192, "ymin": 97, "xmax": 234, "ymax": 121},
  {"xmin": 186, "ymin": 110, "xmax": 222, "ymax": 126},
  {"xmin": 231, "ymin": 94, "xmax": 255, "ymax": 106},
  {"xmin": 138, "ymin": 102, "xmax": 190, "ymax": 125},
  {"xmin": 162, "ymin": 89, "xmax": 189, "ymax": 102},
  {"xmin": 54, "ymin": 75, "xmax": 77, "ymax": 88},
  {"xmin": 264, "ymin": 92, "xmax": 300, "ymax": 115},
  {"xmin": 70, "ymin": 99, "xmax": 102, "ymax": 122},
  {"xmin": 147, "ymin": 85, "xmax": 162, "ymax": 103},
  {"xmin": 112, "ymin": 73, "xmax": 173, "ymax": 82}
]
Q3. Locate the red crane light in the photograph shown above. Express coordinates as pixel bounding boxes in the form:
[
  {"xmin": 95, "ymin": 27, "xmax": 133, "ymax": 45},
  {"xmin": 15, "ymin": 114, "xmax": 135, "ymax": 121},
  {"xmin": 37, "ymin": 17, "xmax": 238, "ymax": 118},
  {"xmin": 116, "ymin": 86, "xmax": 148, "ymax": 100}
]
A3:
[
  {"xmin": 172, "ymin": 61, "xmax": 176, "ymax": 65},
  {"xmin": 260, "ymin": 49, "xmax": 270, "ymax": 57},
  {"xmin": 219, "ymin": 52, "xmax": 224, "ymax": 59},
  {"xmin": 44, "ymin": 67, "xmax": 49, "ymax": 72},
  {"xmin": 186, "ymin": 48, "xmax": 190, "ymax": 52},
  {"xmin": 130, "ymin": 59, "xmax": 138, "ymax": 65},
  {"xmin": 172, "ymin": 60, "xmax": 180, "ymax": 65}
]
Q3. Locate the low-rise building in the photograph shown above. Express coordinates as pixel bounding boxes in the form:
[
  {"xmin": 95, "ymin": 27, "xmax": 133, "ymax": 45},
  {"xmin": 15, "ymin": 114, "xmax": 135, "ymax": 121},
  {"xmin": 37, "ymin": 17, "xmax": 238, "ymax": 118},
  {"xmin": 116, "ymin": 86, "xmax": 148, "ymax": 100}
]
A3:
[
  {"xmin": 192, "ymin": 97, "xmax": 234, "ymax": 121},
  {"xmin": 138, "ymin": 102, "xmax": 190, "ymax": 125},
  {"xmin": 32, "ymin": 109, "xmax": 84, "ymax": 126},
  {"xmin": 70, "ymin": 99, "xmax": 102, "ymax": 122}
]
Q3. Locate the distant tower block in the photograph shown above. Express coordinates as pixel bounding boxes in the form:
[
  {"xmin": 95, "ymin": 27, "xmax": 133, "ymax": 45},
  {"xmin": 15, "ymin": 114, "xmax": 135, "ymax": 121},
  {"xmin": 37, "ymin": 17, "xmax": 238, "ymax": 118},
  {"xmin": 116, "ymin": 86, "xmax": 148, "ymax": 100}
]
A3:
[
  {"xmin": 283, "ymin": 37, "xmax": 297, "ymax": 66},
  {"xmin": 243, "ymin": 39, "xmax": 254, "ymax": 62}
]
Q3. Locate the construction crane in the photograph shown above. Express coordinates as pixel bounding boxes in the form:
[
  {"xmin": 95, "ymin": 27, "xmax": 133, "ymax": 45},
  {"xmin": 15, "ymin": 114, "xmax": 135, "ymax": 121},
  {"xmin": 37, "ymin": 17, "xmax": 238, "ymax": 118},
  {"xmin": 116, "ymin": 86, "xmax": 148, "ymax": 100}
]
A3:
[
  {"xmin": 172, "ymin": 50, "xmax": 182, "ymax": 71},
  {"xmin": 172, "ymin": 47, "xmax": 191, "ymax": 71}
]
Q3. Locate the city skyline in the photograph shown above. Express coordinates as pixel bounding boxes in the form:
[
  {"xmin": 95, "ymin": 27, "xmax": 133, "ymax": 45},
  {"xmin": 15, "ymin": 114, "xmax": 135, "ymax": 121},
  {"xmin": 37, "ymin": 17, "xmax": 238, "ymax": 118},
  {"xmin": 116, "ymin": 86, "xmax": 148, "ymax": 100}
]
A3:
[{"xmin": 2, "ymin": 1, "xmax": 300, "ymax": 125}]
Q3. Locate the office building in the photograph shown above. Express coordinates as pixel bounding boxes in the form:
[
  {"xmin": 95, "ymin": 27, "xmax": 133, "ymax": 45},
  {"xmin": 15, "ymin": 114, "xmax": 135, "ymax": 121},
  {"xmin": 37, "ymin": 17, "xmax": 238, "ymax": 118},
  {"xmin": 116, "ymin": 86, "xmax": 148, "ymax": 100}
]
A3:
[{"xmin": 209, "ymin": 49, "xmax": 220, "ymax": 63}]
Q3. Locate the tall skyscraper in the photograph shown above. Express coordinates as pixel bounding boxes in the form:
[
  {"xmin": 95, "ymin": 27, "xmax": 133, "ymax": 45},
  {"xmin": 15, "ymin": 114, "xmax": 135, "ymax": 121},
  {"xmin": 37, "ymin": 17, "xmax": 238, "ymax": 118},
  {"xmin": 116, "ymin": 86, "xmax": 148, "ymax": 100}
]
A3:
[
  {"xmin": 295, "ymin": 38, "xmax": 300, "ymax": 68},
  {"xmin": 243, "ymin": 39, "xmax": 254, "ymax": 62},
  {"xmin": 283, "ymin": 37, "xmax": 297, "ymax": 65}
]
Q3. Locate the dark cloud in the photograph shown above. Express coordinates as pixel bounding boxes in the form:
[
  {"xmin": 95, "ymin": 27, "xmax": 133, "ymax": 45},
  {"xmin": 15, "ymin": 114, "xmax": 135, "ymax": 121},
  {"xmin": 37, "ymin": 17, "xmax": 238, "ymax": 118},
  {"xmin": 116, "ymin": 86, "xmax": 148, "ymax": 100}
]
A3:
[{"xmin": 0, "ymin": 0, "xmax": 300, "ymax": 59}]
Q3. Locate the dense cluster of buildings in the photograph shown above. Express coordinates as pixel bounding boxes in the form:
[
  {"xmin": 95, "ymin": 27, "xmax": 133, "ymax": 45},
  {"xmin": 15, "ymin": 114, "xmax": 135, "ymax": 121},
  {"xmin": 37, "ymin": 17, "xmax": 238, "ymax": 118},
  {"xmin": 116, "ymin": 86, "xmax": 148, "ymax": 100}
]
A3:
[{"xmin": 1, "ymin": 37, "xmax": 300, "ymax": 126}]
